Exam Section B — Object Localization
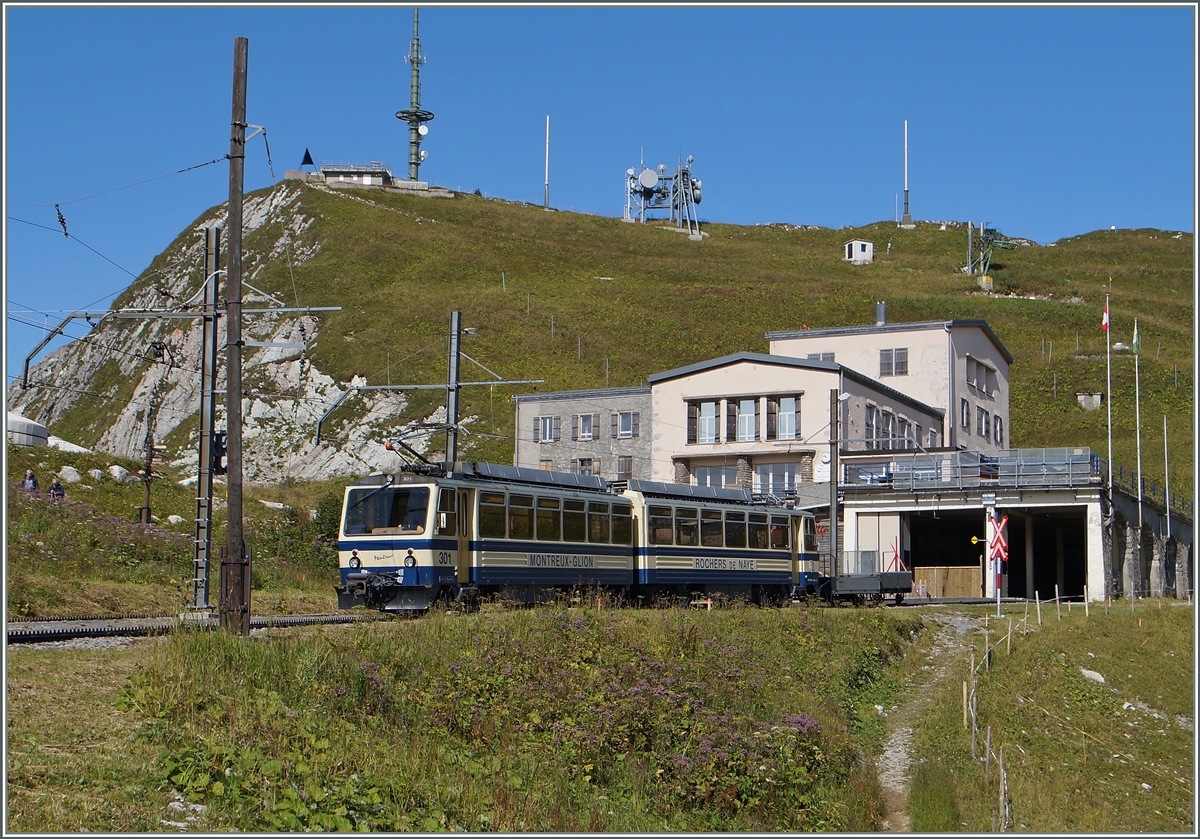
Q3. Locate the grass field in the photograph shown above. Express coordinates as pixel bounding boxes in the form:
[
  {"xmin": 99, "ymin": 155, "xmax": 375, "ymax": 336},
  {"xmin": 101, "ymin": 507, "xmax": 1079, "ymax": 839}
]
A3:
[{"xmin": 6, "ymin": 601, "xmax": 1192, "ymax": 832}]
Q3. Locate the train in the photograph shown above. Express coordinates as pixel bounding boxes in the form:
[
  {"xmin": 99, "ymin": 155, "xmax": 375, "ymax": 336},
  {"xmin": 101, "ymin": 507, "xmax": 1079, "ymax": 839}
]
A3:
[{"xmin": 335, "ymin": 461, "xmax": 824, "ymax": 613}]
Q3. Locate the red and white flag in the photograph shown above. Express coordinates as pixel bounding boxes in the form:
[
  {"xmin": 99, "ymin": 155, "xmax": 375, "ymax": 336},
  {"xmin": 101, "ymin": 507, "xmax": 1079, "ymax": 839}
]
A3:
[{"xmin": 1101, "ymin": 297, "xmax": 1109, "ymax": 332}]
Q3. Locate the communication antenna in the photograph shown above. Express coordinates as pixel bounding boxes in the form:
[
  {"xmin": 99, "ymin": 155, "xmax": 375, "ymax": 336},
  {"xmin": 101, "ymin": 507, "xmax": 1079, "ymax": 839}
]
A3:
[
  {"xmin": 396, "ymin": 7, "xmax": 434, "ymax": 182},
  {"xmin": 622, "ymin": 149, "xmax": 703, "ymax": 239},
  {"xmin": 899, "ymin": 119, "xmax": 914, "ymax": 228}
]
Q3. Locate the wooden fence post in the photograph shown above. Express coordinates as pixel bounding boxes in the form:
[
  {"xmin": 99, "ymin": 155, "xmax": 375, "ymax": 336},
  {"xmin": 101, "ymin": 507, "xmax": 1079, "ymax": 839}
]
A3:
[
  {"xmin": 1036, "ymin": 591, "xmax": 1042, "ymax": 626},
  {"xmin": 1084, "ymin": 586, "xmax": 1090, "ymax": 618},
  {"xmin": 986, "ymin": 726, "xmax": 992, "ymax": 783},
  {"xmin": 1055, "ymin": 584, "xmax": 1061, "ymax": 620}
]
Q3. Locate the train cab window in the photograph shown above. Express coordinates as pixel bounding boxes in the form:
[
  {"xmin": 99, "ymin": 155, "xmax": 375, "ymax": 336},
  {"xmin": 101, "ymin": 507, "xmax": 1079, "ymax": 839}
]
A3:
[
  {"xmin": 344, "ymin": 486, "xmax": 430, "ymax": 535},
  {"xmin": 611, "ymin": 504, "xmax": 633, "ymax": 545},
  {"xmin": 479, "ymin": 492, "xmax": 506, "ymax": 538},
  {"xmin": 588, "ymin": 502, "xmax": 611, "ymax": 543},
  {"xmin": 748, "ymin": 513, "xmax": 769, "ymax": 549},
  {"xmin": 802, "ymin": 517, "xmax": 819, "ymax": 553},
  {"xmin": 435, "ymin": 488, "xmax": 457, "ymax": 536},
  {"xmin": 701, "ymin": 509, "xmax": 723, "ymax": 547},
  {"xmin": 675, "ymin": 507, "xmax": 699, "ymax": 547},
  {"xmin": 563, "ymin": 499, "xmax": 587, "ymax": 542},
  {"xmin": 536, "ymin": 497, "xmax": 562, "ymax": 541},
  {"xmin": 649, "ymin": 505, "xmax": 674, "ymax": 545},
  {"xmin": 770, "ymin": 515, "xmax": 790, "ymax": 550},
  {"xmin": 508, "ymin": 494, "xmax": 534, "ymax": 540},
  {"xmin": 724, "ymin": 511, "xmax": 746, "ymax": 548}
]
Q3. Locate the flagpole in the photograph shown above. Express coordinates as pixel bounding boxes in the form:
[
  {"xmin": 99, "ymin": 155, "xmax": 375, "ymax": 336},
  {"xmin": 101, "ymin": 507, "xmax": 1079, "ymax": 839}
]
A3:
[
  {"xmin": 1164, "ymin": 414, "xmax": 1170, "ymax": 542},
  {"xmin": 1105, "ymin": 294, "xmax": 1112, "ymax": 493},
  {"xmin": 1134, "ymin": 319, "xmax": 1143, "ymax": 570}
]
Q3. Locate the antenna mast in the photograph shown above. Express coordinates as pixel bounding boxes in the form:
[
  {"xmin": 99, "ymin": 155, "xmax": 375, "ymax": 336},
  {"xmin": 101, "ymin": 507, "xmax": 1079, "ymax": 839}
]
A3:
[
  {"xmin": 396, "ymin": 7, "xmax": 434, "ymax": 181},
  {"xmin": 900, "ymin": 119, "xmax": 914, "ymax": 228}
]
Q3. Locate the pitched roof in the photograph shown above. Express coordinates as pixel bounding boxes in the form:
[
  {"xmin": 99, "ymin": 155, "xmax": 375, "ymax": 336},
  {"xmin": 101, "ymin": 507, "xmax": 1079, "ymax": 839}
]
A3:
[{"xmin": 765, "ymin": 319, "xmax": 1014, "ymax": 364}]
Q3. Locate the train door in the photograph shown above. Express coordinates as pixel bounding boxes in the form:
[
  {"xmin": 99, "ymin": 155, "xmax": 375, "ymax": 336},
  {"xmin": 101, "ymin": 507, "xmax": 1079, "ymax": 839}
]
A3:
[
  {"xmin": 789, "ymin": 514, "xmax": 802, "ymax": 588},
  {"xmin": 457, "ymin": 489, "xmax": 474, "ymax": 587}
]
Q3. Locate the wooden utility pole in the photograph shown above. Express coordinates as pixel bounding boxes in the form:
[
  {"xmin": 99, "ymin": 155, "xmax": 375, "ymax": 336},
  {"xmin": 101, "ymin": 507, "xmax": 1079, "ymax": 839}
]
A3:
[{"xmin": 221, "ymin": 36, "xmax": 250, "ymax": 635}]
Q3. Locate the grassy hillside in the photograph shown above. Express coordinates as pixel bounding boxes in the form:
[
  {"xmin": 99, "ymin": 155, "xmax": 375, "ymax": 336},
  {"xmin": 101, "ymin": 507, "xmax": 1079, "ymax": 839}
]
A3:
[{"xmin": 119, "ymin": 184, "xmax": 1194, "ymax": 497}]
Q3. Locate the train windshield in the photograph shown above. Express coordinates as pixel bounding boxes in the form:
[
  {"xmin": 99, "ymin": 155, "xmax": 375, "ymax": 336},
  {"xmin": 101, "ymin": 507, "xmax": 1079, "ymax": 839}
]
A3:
[{"xmin": 343, "ymin": 486, "xmax": 431, "ymax": 535}]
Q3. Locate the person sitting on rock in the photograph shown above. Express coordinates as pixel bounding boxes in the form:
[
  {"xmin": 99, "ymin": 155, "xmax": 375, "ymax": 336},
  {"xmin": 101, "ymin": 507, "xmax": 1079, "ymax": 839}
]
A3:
[
  {"xmin": 48, "ymin": 477, "xmax": 65, "ymax": 501},
  {"xmin": 19, "ymin": 469, "xmax": 39, "ymax": 491}
]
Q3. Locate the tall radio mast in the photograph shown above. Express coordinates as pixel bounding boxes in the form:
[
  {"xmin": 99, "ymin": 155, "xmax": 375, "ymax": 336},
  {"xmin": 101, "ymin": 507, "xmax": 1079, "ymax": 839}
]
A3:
[{"xmin": 396, "ymin": 8, "xmax": 434, "ymax": 181}]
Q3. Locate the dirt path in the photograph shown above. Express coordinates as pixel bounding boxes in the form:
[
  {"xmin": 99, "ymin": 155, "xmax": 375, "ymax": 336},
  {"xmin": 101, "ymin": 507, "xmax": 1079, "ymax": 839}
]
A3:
[{"xmin": 876, "ymin": 610, "xmax": 981, "ymax": 832}]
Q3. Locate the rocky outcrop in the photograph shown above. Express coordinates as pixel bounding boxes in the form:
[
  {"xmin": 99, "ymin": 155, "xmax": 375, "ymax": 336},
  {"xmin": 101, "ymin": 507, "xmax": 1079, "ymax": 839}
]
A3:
[{"xmin": 6, "ymin": 184, "xmax": 437, "ymax": 486}]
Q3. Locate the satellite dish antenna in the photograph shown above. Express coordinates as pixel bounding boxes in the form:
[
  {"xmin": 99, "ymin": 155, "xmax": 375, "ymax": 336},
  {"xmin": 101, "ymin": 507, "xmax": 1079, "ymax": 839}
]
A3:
[
  {"xmin": 626, "ymin": 168, "xmax": 635, "ymax": 176},
  {"xmin": 419, "ymin": 149, "xmax": 427, "ymax": 161},
  {"xmin": 686, "ymin": 155, "xmax": 694, "ymax": 166},
  {"xmin": 638, "ymin": 168, "xmax": 659, "ymax": 190},
  {"xmin": 418, "ymin": 124, "xmax": 429, "ymax": 136}
]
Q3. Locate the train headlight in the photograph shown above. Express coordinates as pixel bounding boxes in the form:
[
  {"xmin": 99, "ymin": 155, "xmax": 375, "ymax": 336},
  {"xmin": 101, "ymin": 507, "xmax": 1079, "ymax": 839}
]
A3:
[
  {"xmin": 349, "ymin": 553, "xmax": 361, "ymax": 569},
  {"xmin": 404, "ymin": 551, "xmax": 417, "ymax": 568}
]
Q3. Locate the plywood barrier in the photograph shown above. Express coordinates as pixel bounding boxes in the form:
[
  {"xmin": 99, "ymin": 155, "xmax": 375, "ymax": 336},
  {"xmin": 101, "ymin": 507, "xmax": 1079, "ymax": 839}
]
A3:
[{"xmin": 914, "ymin": 566, "xmax": 982, "ymax": 598}]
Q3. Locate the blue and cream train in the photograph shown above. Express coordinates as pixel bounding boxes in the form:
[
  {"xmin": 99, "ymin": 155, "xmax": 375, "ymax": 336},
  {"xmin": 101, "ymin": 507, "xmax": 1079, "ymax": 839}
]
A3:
[{"xmin": 336, "ymin": 462, "xmax": 822, "ymax": 613}]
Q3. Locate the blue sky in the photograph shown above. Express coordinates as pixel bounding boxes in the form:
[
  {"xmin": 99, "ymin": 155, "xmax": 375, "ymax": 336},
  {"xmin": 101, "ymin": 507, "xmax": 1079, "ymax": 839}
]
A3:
[{"xmin": 4, "ymin": 3, "xmax": 1196, "ymax": 387}]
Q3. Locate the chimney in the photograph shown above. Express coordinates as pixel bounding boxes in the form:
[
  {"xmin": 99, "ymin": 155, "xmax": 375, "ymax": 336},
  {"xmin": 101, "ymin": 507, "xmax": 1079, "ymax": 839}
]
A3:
[{"xmin": 875, "ymin": 301, "xmax": 887, "ymax": 326}]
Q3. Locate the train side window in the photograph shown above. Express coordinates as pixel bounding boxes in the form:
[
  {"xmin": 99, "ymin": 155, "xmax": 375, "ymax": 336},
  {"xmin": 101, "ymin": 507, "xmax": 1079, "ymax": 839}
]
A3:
[
  {"xmin": 536, "ymin": 496, "xmax": 562, "ymax": 541},
  {"xmin": 748, "ymin": 513, "xmax": 769, "ymax": 549},
  {"xmin": 509, "ymin": 494, "xmax": 534, "ymax": 540},
  {"xmin": 770, "ymin": 515, "xmax": 790, "ymax": 549},
  {"xmin": 611, "ymin": 504, "xmax": 633, "ymax": 545},
  {"xmin": 724, "ymin": 511, "xmax": 746, "ymax": 548},
  {"xmin": 675, "ymin": 507, "xmax": 699, "ymax": 547},
  {"xmin": 701, "ymin": 509, "xmax": 723, "ymax": 547},
  {"xmin": 588, "ymin": 501, "xmax": 611, "ymax": 543},
  {"xmin": 563, "ymin": 499, "xmax": 587, "ymax": 542},
  {"xmin": 479, "ymin": 491, "xmax": 506, "ymax": 538},
  {"xmin": 802, "ymin": 517, "xmax": 819, "ymax": 553},
  {"xmin": 648, "ymin": 505, "xmax": 674, "ymax": 545},
  {"xmin": 435, "ymin": 487, "xmax": 457, "ymax": 536}
]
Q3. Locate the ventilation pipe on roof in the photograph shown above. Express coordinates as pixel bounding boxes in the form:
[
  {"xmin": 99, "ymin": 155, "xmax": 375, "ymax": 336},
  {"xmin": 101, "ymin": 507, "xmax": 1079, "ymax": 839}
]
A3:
[{"xmin": 876, "ymin": 301, "xmax": 887, "ymax": 326}]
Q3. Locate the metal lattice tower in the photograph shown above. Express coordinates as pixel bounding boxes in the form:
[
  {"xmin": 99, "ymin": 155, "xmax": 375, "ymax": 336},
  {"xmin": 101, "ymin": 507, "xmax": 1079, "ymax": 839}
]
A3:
[
  {"xmin": 395, "ymin": 8, "xmax": 434, "ymax": 181},
  {"xmin": 622, "ymin": 155, "xmax": 703, "ymax": 240}
]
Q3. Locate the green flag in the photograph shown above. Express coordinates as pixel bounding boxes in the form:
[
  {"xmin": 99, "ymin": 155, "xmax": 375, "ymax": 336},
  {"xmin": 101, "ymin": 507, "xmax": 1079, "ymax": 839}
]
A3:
[{"xmin": 1132, "ymin": 319, "xmax": 1140, "ymax": 355}]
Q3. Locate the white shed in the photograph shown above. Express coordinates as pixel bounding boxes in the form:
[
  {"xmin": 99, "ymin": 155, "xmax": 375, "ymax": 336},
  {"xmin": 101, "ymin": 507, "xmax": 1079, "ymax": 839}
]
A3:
[{"xmin": 844, "ymin": 239, "xmax": 874, "ymax": 265}]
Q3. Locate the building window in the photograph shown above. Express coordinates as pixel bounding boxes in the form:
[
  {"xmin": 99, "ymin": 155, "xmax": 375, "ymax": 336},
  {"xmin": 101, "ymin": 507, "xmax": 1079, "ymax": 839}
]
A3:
[
  {"xmin": 929, "ymin": 428, "xmax": 939, "ymax": 449},
  {"xmin": 880, "ymin": 348, "xmax": 908, "ymax": 377},
  {"xmin": 571, "ymin": 457, "xmax": 598, "ymax": 477},
  {"xmin": 534, "ymin": 415, "xmax": 561, "ymax": 442},
  {"xmin": 879, "ymin": 410, "xmax": 895, "ymax": 450},
  {"xmin": 612, "ymin": 410, "xmax": 640, "ymax": 438},
  {"xmin": 994, "ymin": 416, "xmax": 1004, "ymax": 447},
  {"xmin": 865, "ymin": 404, "xmax": 877, "ymax": 450},
  {"xmin": 688, "ymin": 400, "xmax": 719, "ymax": 444},
  {"xmin": 616, "ymin": 456, "xmax": 633, "ymax": 481},
  {"xmin": 807, "ymin": 352, "xmax": 835, "ymax": 362},
  {"xmin": 539, "ymin": 459, "xmax": 553, "ymax": 471},
  {"xmin": 572, "ymin": 412, "xmax": 599, "ymax": 441},
  {"xmin": 754, "ymin": 462, "xmax": 800, "ymax": 496},
  {"xmin": 767, "ymin": 396, "xmax": 798, "ymax": 441},
  {"xmin": 976, "ymin": 406, "xmax": 990, "ymax": 439},
  {"xmin": 897, "ymin": 417, "xmax": 911, "ymax": 449},
  {"xmin": 737, "ymin": 398, "xmax": 758, "ymax": 442},
  {"xmin": 694, "ymin": 465, "xmax": 738, "ymax": 489},
  {"xmin": 960, "ymin": 398, "xmax": 971, "ymax": 432},
  {"xmin": 967, "ymin": 357, "xmax": 998, "ymax": 395}
]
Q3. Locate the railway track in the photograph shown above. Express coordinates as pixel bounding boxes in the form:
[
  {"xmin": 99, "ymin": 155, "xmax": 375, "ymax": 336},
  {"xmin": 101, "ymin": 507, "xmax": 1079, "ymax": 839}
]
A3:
[{"xmin": 6, "ymin": 613, "xmax": 370, "ymax": 645}]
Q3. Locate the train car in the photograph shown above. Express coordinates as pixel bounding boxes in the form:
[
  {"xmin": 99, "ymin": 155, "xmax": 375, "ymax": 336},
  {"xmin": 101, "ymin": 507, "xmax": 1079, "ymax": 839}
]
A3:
[
  {"xmin": 624, "ymin": 478, "xmax": 820, "ymax": 604},
  {"xmin": 335, "ymin": 462, "xmax": 820, "ymax": 613}
]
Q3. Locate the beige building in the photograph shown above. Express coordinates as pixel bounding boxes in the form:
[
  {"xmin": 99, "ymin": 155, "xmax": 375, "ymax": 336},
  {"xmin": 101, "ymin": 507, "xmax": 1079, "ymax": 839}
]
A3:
[
  {"xmin": 647, "ymin": 352, "xmax": 945, "ymax": 495},
  {"xmin": 767, "ymin": 314, "xmax": 1013, "ymax": 452}
]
